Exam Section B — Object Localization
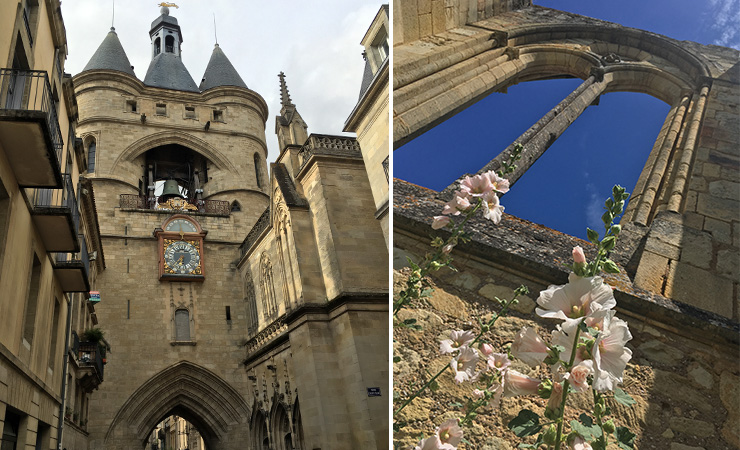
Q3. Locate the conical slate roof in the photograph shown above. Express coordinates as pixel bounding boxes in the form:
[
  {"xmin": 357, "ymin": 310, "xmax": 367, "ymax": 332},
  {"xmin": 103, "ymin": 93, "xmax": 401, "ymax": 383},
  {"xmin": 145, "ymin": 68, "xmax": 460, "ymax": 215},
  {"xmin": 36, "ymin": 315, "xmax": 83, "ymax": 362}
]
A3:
[
  {"xmin": 199, "ymin": 44, "xmax": 247, "ymax": 91},
  {"xmin": 82, "ymin": 28, "xmax": 137, "ymax": 76},
  {"xmin": 143, "ymin": 53, "xmax": 200, "ymax": 92}
]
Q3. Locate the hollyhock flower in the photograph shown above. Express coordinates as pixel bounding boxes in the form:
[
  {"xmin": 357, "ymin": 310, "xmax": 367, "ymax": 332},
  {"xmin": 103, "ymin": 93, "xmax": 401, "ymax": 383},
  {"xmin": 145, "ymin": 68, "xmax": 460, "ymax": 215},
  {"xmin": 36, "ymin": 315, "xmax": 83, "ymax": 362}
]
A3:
[
  {"xmin": 564, "ymin": 360, "xmax": 594, "ymax": 392},
  {"xmin": 436, "ymin": 419, "xmax": 463, "ymax": 448},
  {"xmin": 503, "ymin": 369, "xmax": 542, "ymax": 397},
  {"xmin": 482, "ymin": 171, "xmax": 510, "ymax": 194},
  {"xmin": 570, "ymin": 436, "xmax": 593, "ymax": 450},
  {"xmin": 572, "ymin": 246, "xmax": 586, "ymax": 264},
  {"xmin": 536, "ymin": 274, "xmax": 616, "ymax": 321},
  {"xmin": 511, "ymin": 327, "xmax": 550, "ymax": 367},
  {"xmin": 472, "ymin": 388, "xmax": 486, "ymax": 399},
  {"xmin": 488, "ymin": 382, "xmax": 504, "ymax": 408},
  {"xmin": 460, "ymin": 174, "xmax": 494, "ymax": 197},
  {"xmin": 442, "ymin": 243, "xmax": 454, "ymax": 254},
  {"xmin": 479, "ymin": 342, "xmax": 494, "ymax": 357},
  {"xmin": 440, "ymin": 330, "xmax": 476, "ymax": 354},
  {"xmin": 450, "ymin": 347, "xmax": 479, "ymax": 383},
  {"xmin": 545, "ymin": 381, "xmax": 564, "ymax": 416},
  {"xmin": 442, "ymin": 190, "xmax": 471, "ymax": 215},
  {"xmin": 432, "ymin": 215, "xmax": 451, "ymax": 229},
  {"xmin": 592, "ymin": 316, "xmax": 633, "ymax": 391},
  {"xmin": 481, "ymin": 191, "xmax": 504, "ymax": 224},
  {"xmin": 487, "ymin": 353, "xmax": 511, "ymax": 372},
  {"xmin": 414, "ymin": 436, "xmax": 441, "ymax": 450}
]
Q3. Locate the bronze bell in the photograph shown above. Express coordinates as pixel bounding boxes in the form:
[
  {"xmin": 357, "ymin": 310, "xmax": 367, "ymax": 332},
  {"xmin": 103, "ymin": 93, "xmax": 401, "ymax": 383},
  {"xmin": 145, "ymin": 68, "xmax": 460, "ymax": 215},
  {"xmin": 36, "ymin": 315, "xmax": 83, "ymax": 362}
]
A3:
[{"xmin": 159, "ymin": 179, "xmax": 183, "ymax": 202}]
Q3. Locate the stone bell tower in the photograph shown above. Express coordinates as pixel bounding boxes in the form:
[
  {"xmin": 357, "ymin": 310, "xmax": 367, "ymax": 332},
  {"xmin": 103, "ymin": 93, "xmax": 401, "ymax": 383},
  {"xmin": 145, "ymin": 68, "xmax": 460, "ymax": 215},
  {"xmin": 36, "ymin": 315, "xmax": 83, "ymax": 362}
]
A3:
[{"xmin": 74, "ymin": 5, "xmax": 270, "ymax": 449}]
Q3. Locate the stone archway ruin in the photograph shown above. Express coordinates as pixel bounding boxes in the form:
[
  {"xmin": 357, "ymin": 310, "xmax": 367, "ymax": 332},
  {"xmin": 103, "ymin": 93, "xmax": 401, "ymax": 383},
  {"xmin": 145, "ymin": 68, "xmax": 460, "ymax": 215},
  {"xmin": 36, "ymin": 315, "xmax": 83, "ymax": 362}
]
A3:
[{"xmin": 103, "ymin": 361, "xmax": 251, "ymax": 450}]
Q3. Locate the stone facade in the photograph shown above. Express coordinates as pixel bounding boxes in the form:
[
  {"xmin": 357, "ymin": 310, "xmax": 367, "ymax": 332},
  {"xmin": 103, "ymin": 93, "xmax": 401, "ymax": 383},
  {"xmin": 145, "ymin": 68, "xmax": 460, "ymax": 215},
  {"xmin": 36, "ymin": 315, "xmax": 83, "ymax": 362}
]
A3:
[
  {"xmin": 70, "ymin": 6, "xmax": 388, "ymax": 450},
  {"xmin": 0, "ymin": 1, "xmax": 105, "ymax": 450},
  {"xmin": 393, "ymin": 1, "xmax": 738, "ymax": 449}
]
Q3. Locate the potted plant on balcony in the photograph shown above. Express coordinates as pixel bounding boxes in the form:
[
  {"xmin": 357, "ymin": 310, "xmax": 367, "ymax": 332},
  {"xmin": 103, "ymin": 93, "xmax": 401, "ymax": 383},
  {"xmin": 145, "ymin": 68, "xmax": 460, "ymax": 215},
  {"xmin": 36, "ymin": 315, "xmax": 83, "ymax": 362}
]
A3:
[{"xmin": 81, "ymin": 327, "xmax": 110, "ymax": 363}]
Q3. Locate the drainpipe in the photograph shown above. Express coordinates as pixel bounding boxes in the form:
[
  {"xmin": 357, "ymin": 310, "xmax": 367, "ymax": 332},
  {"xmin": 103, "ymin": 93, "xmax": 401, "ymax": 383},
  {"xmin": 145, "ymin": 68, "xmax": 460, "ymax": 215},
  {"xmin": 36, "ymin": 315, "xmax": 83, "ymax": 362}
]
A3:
[{"xmin": 57, "ymin": 293, "xmax": 74, "ymax": 450}]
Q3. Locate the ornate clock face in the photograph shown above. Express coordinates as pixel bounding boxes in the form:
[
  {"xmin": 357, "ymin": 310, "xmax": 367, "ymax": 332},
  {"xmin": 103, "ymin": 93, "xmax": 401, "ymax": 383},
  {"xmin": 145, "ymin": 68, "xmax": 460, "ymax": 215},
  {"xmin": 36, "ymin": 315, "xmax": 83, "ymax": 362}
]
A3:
[
  {"xmin": 163, "ymin": 239, "xmax": 202, "ymax": 275},
  {"xmin": 165, "ymin": 218, "xmax": 198, "ymax": 233}
]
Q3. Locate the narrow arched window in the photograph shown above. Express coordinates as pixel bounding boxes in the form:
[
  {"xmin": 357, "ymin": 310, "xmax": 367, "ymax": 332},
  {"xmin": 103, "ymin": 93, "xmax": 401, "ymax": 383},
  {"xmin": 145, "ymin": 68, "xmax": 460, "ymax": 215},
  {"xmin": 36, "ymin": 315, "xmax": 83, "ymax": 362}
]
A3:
[
  {"xmin": 165, "ymin": 35, "xmax": 175, "ymax": 53},
  {"xmin": 174, "ymin": 309, "xmax": 190, "ymax": 341},
  {"xmin": 254, "ymin": 154, "xmax": 263, "ymax": 189},
  {"xmin": 87, "ymin": 139, "xmax": 96, "ymax": 173},
  {"xmin": 154, "ymin": 37, "xmax": 161, "ymax": 56}
]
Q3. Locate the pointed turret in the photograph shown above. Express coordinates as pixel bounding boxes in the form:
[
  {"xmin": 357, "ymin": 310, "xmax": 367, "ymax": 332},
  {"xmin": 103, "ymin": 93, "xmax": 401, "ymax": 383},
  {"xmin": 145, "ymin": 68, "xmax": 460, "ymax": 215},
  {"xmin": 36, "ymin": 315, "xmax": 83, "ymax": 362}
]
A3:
[
  {"xmin": 199, "ymin": 44, "xmax": 247, "ymax": 91},
  {"xmin": 142, "ymin": 6, "xmax": 199, "ymax": 92},
  {"xmin": 275, "ymin": 72, "xmax": 308, "ymax": 152},
  {"xmin": 81, "ymin": 27, "xmax": 137, "ymax": 76}
]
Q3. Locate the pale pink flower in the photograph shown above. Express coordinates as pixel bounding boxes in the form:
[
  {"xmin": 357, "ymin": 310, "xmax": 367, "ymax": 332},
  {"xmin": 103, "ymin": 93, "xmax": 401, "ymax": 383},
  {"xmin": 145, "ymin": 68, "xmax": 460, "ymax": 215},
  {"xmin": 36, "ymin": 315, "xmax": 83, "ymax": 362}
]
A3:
[
  {"xmin": 536, "ymin": 274, "xmax": 616, "ymax": 321},
  {"xmin": 432, "ymin": 215, "xmax": 451, "ymax": 229},
  {"xmin": 437, "ymin": 419, "xmax": 463, "ymax": 448},
  {"xmin": 479, "ymin": 343, "xmax": 494, "ymax": 356},
  {"xmin": 482, "ymin": 171, "xmax": 510, "ymax": 194},
  {"xmin": 564, "ymin": 360, "xmax": 594, "ymax": 392},
  {"xmin": 414, "ymin": 436, "xmax": 441, "ymax": 450},
  {"xmin": 487, "ymin": 353, "xmax": 511, "ymax": 372},
  {"xmin": 592, "ymin": 316, "xmax": 632, "ymax": 391},
  {"xmin": 546, "ymin": 381, "xmax": 564, "ymax": 415},
  {"xmin": 460, "ymin": 174, "xmax": 494, "ymax": 197},
  {"xmin": 450, "ymin": 347, "xmax": 479, "ymax": 383},
  {"xmin": 440, "ymin": 330, "xmax": 476, "ymax": 354},
  {"xmin": 481, "ymin": 191, "xmax": 504, "ymax": 224},
  {"xmin": 572, "ymin": 246, "xmax": 586, "ymax": 264},
  {"xmin": 472, "ymin": 388, "xmax": 486, "ymax": 399},
  {"xmin": 503, "ymin": 369, "xmax": 542, "ymax": 397},
  {"xmin": 571, "ymin": 436, "xmax": 593, "ymax": 450},
  {"xmin": 488, "ymin": 382, "xmax": 503, "ymax": 408},
  {"xmin": 553, "ymin": 309, "xmax": 614, "ymax": 366},
  {"xmin": 442, "ymin": 191, "xmax": 471, "ymax": 215},
  {"xmin": 442, "ymin": 243, "xmax": 454, "ymax": 254},
  {"xmin": 511, "ymin": 327, "xmax": 549, "ymax": 367}
]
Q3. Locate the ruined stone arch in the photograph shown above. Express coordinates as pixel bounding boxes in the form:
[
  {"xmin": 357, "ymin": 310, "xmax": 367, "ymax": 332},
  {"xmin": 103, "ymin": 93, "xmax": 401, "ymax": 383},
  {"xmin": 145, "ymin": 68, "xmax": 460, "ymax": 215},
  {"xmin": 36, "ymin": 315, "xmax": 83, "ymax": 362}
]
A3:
[
  {"xmin": 103, "ymin": 361, "xmax": 251, "ymax": 449},
  {"xmin": 395, "ymin": 22, "xmax": 714, "ymax": 226},
  {"xmin": 110, "ymin": 130, "xmax": 237, "ymax": 174}
]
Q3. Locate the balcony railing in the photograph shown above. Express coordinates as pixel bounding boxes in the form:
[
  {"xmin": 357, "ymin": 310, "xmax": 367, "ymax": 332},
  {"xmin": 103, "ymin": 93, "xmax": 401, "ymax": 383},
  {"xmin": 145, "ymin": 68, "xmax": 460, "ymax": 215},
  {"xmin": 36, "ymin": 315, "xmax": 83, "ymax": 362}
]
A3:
[
  {"xmin": 52, "ymin": 234, "xmax": 91, "ymax": 292},
  {"xmin": 297, "ymin": 134, "xmax": 362, "ymax": 172},
  {"xmin": 70, "ymin": 330, "xmax": 80, "ymax": 357},
  {"xmin": 0, "ymin": 68, "xmax": 63, "ymax": 187},
  {"xmin": 78, "ymin": 341, "xmax": 104, "ymax": 383},
  {"xmin": 119, "ymin": 194, "xmax": 230, "ymax": 216},
  {"xmin": 30, "ymin": 173, "xmax": 80, "ymax": 252}
]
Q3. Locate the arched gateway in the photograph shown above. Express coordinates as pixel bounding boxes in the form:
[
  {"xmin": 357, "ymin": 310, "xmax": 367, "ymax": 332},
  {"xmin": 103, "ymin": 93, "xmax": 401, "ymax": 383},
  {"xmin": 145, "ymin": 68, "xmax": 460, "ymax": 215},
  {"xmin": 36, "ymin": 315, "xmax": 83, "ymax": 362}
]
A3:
[{"xmin": 104, "ymin": 362, "xmax": 251, "ymax": 449}]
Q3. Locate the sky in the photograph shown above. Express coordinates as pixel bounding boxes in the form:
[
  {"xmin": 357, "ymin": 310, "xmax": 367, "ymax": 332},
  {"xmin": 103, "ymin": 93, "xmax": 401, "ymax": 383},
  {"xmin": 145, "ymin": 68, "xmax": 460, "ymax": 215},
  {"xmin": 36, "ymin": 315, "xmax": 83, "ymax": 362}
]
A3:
[
  {"xmin": 60, "ymin": 0, "xmax": 382, "ymax": 165},
  {"xmin": 394, "ymin": 0, "xmax": 739, "ymax": 240}
]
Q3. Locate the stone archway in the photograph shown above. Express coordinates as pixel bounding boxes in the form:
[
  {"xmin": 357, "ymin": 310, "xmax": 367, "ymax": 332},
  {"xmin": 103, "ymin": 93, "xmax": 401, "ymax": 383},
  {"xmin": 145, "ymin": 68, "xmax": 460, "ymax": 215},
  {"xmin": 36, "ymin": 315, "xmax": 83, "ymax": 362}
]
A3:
[{"xmin": 104, "ymin": 361, "xmax": 251, "ymax": 450}]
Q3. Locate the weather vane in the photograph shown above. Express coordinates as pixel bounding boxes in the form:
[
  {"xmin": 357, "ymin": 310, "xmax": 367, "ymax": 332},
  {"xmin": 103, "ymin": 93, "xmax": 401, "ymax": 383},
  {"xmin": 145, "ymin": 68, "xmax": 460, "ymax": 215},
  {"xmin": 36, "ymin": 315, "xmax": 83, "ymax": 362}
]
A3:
[{"xmin": 158, "ymin": 2, "xmax": 179, "ymax": 8}]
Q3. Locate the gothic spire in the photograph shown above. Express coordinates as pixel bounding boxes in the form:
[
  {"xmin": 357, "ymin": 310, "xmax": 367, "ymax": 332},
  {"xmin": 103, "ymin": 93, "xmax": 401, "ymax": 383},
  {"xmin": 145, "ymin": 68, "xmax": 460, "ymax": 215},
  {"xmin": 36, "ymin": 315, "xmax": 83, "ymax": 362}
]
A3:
[{"xmin": 278, "ymin": 72, "xmax": 293, "ymax": 107}]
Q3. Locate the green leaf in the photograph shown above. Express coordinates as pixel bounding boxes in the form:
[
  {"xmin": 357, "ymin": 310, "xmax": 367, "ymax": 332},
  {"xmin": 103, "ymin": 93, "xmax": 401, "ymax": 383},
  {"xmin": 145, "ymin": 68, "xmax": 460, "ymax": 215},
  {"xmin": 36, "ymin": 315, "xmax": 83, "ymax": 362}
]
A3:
[
  {"xmin": 615, "ymin": 426, "xmax": 636, "ymax": 449},
  {"xmin": 393, "ymin": 356, "xmax": 401, "ymax": 363},
  {"xmin": 429, "ymin": 380, "xmax": 439, "ymax": 392},
  {"xmin": 579, "ymin": 413, "xmax": 594, "ymax": 427},
  {"xmin": 507, "ymin": 409, "xmax": 542, "ymax": 437},
  {"xmin": 403, "ymin": 318, "xmax": 417, "ymax": 325},
  {"xmin": 614, "ymin": 388, "xmax": 636, "ymax": 406},
  {"xmin": 587, "ymin": 227, "xmax": 600, "ymax": 244},
  {"xmin": 603, "ymin": 259, "xmax": 620, "ymax": 274},
  {"xmin": 602, "ymin": 210, "xmax": 613, "ymax": 226}
]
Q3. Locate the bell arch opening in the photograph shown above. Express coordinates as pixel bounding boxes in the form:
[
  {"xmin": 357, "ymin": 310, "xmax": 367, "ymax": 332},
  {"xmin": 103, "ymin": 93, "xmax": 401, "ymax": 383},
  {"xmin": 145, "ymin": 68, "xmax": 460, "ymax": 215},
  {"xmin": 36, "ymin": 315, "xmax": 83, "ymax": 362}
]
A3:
[
  {"xmin": 104, "ymin": 361, "xmax": 251, "ymax": 450},
  {"xmin": 141, "ymin": 144, "xmax": 211, "ymax": 208}
]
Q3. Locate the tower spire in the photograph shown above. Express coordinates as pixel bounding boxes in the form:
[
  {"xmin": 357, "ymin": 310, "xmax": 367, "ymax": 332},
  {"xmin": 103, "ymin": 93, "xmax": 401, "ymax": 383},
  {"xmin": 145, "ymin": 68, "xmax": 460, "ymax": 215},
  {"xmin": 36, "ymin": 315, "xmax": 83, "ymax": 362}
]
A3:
[{"xmin": 278, "ymin": 72, "xmax": 293, "ymax": 107}]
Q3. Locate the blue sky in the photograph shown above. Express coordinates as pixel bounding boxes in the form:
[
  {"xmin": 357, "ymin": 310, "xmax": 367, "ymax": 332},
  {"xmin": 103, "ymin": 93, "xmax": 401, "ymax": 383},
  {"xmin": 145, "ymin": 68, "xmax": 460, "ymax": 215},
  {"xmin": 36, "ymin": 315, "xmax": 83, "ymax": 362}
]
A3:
[{"xmin": 394, "ymin": 0, "xmax": 739, "ymax": 239}]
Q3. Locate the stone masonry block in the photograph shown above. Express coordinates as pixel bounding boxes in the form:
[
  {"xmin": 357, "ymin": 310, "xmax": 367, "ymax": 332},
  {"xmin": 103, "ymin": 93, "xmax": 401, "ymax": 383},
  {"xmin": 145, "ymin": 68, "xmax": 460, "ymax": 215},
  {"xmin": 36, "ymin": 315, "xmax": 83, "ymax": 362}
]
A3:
[{"xmin": 666, "ymin": 261, "xmax": 733, "ymax": 318}]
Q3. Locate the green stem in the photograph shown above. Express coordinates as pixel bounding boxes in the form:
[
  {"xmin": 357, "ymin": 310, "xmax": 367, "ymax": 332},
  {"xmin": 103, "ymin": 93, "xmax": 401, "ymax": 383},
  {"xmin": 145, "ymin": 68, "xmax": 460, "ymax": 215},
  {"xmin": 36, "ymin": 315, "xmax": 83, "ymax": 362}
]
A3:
[
  {"xmin": 593, "ymin": 389, "xmax": 608, "ymax": 448},
  {"xmin": 393, "ymin": 287, "xmax": 523, "ymax": 419},
  {"xmin": 553, "ymin": 321, "xmax": 583, "ymax": 450}
]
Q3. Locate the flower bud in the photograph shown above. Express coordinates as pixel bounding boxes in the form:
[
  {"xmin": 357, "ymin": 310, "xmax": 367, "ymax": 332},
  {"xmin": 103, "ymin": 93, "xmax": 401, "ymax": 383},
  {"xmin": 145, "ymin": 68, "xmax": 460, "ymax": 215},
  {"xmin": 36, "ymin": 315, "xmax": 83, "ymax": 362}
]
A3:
[
  {"xmin": 603, "ymin": 419, "xmax": 616, "ymax": 433},
  {"xmin": 542, "ymin": 425, "xmax": 558, "ymax": 446},
  {"xmin": 431, "ymin": 215, "xmax": 451, "ymax": 229},
  {"xmin": 572, "ymin": 246, "xmax": 586, "ymax": 264},
  {"xmin": 537, "ymin": 379, "xmax": 553, "ymax": 399},
  {"xmin": 480, "ymin": 343, "xmax": 494, "ymax": 357}
]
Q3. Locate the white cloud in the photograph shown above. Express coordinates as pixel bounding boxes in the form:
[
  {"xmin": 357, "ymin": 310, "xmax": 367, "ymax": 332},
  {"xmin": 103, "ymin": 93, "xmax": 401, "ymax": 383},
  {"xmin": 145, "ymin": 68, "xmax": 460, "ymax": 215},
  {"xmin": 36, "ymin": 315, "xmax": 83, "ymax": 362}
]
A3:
[
  {"xmin": 585, "ymin": 183, "xmax": 603, "ymax": 233},
  {"xmin": 61, "ymin": 1, "xmax": 383, "ymax": 163},
  {"xmin": 708, "ymin": 0, "xmax": 740, "ymax": 49}
]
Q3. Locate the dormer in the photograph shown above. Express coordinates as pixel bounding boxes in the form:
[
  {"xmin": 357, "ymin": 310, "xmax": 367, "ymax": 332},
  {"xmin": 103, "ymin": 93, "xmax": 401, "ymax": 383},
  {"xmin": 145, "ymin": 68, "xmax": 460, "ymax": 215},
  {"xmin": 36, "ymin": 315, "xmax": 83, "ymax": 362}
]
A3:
[{"xmin": 361, "ymin": 5, "xmax": 389, "ymax": 75}]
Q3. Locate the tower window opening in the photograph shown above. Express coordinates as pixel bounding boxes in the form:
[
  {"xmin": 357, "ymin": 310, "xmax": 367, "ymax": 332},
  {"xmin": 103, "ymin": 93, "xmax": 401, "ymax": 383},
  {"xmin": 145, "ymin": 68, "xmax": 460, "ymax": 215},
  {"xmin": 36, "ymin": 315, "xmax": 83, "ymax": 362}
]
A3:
[
  {"xmin": 174, "ymin": 309, "xmax": 190, "ymax": 341},
  {"xmin": 87, "ymin": 139, "xmax": 96, "ymax": 173},
  {"xmin": 165, "ymin": 35, "xmax": 175, "ymax": 53},
  {"xmin": 213, "ymin": 110, "xmax": 223, "ymax": 122},
  {"xmin": 156, "ymin": 103, "xmax": 167, "ymax": 116},
  {"xmin": 254, "ymin": 154, "xmax": 263, "ymax": 189},
  {"xmin": 126, "ymin": 100, "xmax": 137, "ymax": 113},
  {"xmin": 154, "ymin": 37, "xmax": 161, "ymax": 56},
  {"xmin": 185, "ymin": 106, "xmax": 195, "ymax": 119}
]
